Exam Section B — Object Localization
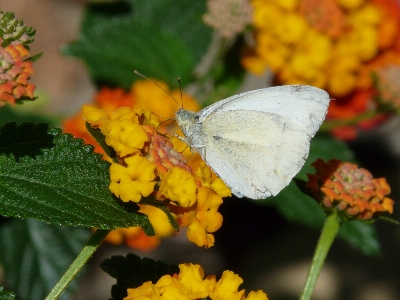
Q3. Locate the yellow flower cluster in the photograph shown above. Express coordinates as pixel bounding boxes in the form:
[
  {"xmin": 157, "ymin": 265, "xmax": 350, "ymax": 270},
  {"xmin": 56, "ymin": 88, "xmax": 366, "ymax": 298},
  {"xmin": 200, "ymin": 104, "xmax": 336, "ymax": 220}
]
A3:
[
  {"xmin": 124, "ymin": 263, "xmax": 268, "ymax": 300},
  {"xmin": 307, "ymin": 159, "xmax": 394, "ymax": 220},
  {"xmin": 242, "ymin": 0, "xmax": 393, "ymax": 97},
  {"xmin": 83, "ymin": 105, "xmax": 231, "ymax": 248}
]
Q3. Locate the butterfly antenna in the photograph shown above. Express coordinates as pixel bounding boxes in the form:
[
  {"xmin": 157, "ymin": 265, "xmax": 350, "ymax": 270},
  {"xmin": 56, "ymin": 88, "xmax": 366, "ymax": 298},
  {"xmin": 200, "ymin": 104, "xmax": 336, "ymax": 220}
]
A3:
[
  {"xmin": 134, "ymin": 70, "xmax": 180, "ymax": 107},
  {"xmin": 156, "ymin": 118, "xmax": 175, "ymax": 132},
  {"xmin": 148, "ymin": 110, "xmax": 171, "ymax": 122},
  {"xmin": 178, "ymin": 78, "xmax": 183, "ymax": 109}
]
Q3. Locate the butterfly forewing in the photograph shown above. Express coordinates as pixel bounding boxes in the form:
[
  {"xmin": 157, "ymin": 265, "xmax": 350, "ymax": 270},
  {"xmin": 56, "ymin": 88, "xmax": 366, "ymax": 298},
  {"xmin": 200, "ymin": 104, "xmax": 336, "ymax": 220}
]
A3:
[{"xmin": 199, "ymin": 85, "xmax": 329, "ymax": 138}]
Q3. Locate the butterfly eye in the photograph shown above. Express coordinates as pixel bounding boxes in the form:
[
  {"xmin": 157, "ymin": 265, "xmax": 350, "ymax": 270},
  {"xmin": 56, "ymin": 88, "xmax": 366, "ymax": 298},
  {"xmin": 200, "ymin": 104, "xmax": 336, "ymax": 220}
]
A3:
[{"xmin": 179, "ymin": 110, "xmax": 190, "ymax": 121}]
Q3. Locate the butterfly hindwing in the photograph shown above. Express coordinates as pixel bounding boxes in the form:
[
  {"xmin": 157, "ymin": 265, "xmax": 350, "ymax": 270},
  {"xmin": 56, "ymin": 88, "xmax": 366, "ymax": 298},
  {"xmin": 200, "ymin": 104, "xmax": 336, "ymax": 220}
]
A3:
[{"xmin": 200, "ymin": 109, "xmax": 310, "ymax": 199}]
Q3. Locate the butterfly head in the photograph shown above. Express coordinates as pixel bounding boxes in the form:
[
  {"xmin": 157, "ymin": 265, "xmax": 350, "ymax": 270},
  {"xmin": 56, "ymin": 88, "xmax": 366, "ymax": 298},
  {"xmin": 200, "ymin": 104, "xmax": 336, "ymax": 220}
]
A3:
[{"xmin": 176, "ymin": 108, "xmax": 198, "ymax": 136}]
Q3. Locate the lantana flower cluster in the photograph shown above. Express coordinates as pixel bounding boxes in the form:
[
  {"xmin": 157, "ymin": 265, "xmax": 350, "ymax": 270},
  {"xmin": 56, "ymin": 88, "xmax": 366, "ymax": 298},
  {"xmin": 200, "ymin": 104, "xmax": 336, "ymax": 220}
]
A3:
[
  {"xmin": 124, "ymin": 263, "xmax": 268, "ymax": 300},
  {"xmin": 0, "ymin": 11, "xmax": 36, "ymax": 106},
  {"xmin": 242, "ymin": 0, "xmax": 400, "ymax": 140},
  {"xmin": 82, "ymin": 102, "xmax": 231, "ymax": 248},
  {"xmin": 64, "ymin": 80, "xmax": 205, "ymax": 250},
  {"xmin": 307, "ymin": 159, "xmax": 394, "ymax": 220}
]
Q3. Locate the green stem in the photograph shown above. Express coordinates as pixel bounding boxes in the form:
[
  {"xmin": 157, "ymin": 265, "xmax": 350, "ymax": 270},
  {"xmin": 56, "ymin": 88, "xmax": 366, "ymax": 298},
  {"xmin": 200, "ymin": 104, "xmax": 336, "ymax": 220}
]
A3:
[
  {"xmin": 300, "ymin": 212, "xmax": 341, "ymax": 300},
  {"xmin": 44, "ymin": 229, "xmax": 110, "ymax": 300}
]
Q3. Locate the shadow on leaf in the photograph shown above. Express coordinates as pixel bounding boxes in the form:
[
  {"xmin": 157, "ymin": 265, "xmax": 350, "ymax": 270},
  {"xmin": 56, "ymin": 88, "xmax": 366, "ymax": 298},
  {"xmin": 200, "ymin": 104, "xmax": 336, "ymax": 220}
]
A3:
[{"xmin": 0, "ymin": 122, "xmax": 55, "ymax": 161}]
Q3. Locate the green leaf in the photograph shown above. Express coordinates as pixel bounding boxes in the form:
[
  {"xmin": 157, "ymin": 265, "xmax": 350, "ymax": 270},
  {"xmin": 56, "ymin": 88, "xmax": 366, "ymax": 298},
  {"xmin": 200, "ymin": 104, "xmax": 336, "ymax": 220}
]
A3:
[
  {"xmin": 29, "ymin": 52, "xmax": 43, "ymax": 62},
  {"xmin": 129, "ymin": 0, "xmax": 212, "ymax": 65},
  {"xmin": 0, "ymin": 219, "xmax": 90, "ymax": 300},
  {"xmin": 63, "ymin": 5, "xmax": 192, "ymax": 89},
  {"xmin": 100, "ymin": 253, "xmax": 179, "ymax": 300},
  {"xmin": 0, "ymin": 122, "xmax": 154, "ymax": 234},
  {"xmin": 271, "ymin": 182, "xmax": 326, "ymax": 228},
  {"xmin": 0, "ymin": 122, "xmax": 54, "ymax": 160},
  {"xmin": 339, "ymin": 220, "xmax": 380, "ymax": 255},
  {"xmin": 0, "ymin": 285, "xmax": 17, "ymax": 300},
  {"xmin": 63, "ymin": 0, "xmax": 211, "ymax": 89},
  {"xmin": 85, "ymin": 122, "xmax": 117, "ymax": 162}
]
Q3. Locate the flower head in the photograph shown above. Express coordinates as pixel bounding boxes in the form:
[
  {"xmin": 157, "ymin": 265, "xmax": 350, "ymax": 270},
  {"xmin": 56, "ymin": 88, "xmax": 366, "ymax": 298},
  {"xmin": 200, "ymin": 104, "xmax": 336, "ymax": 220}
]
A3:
[
  {"xmin": 0, "ymin": 12, "xmax": 37, "ymax": 107},
  {"xmin": 124, "ymin": 263, "xmax": 269, "ymax": 300},
  {"xmin": 0, "ymin": 40, "xmax": 35, "ymax": 106},
  {"xmin": 307, "ymin": 159, "xmax": 394, "ymax": 220},
  {"xmin": 83, "ymin": 104, "xmax": 229, "ymax": 248},
  {"xmin": 65, "ymin": 81, "xmax": 217, "ymax": 249}
]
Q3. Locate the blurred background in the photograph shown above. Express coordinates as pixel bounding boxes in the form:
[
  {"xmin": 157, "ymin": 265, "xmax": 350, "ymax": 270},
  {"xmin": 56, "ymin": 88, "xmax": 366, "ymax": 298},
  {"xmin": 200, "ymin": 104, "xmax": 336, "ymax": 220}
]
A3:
[{"xmin": 0, "ymin": 1, "xmax": 400, "ymax": 299}]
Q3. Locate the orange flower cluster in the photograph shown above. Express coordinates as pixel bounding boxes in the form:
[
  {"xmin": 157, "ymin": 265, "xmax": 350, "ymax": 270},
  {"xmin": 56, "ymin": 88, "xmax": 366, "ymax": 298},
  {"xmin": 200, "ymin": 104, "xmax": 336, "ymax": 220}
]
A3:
[
  {"xmin": 124, "ymin": 263, "xmax": 268, "ymax": 300},
  {"xmin": 242, "ymin": 0, "xmax": 400, "ymax": 140},
  {"xmin": 84, "ymin": 105, "xmax": 231, "ymax": 248},
  {"xmin": 0, "ymin": 12, "xmax": 36, "ymax": 106},
  {"xmin": 307, "ymin": 159, "xmax": 394, "ymax": 220}
]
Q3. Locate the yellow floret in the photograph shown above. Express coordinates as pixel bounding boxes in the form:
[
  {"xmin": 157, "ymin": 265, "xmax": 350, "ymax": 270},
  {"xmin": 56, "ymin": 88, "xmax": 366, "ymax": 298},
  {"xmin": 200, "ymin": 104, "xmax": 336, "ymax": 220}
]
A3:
[
  {"xmin": 159, "ymin": 167, "xmax": 197, "ymax": 207},
  {"xmin": 196, "ymin": 162, "xmax": 231, "ymax": 197},
  {"xmin": 209, "ymin": 270, "xmax": 245, "ymax": 300},
  {"xmin": 103, "ymin": 118, "xmax": 149, "ymax": 157},
  {"xmin": 177, "ymin": 264, "xmax": 211, "ymax": 299},
  {"xmin": 109, "ymin": 155, "xmax": 156, "ymax": 202},
  {"xmin": 183, "ymin": 187, "xmax": 223, "ymax": 248}
]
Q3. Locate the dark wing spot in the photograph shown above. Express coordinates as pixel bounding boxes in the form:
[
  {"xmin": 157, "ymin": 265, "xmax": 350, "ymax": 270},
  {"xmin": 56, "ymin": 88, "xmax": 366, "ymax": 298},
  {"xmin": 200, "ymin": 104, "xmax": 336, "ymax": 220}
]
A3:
[
  {"xmin": 293, "ymin": 85, "xmax": 303, "ymax": 92},
  {"xmin": 213, "ymin": 135, "xmax": 222, "ymax": 140}
]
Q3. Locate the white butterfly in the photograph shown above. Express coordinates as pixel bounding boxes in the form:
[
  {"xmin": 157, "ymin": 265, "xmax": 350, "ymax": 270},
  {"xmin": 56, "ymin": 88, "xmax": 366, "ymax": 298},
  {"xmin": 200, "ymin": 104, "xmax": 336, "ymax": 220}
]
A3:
[{"xmin": 176, "ymin": 85, "xmax": 330, "ymax": 200}]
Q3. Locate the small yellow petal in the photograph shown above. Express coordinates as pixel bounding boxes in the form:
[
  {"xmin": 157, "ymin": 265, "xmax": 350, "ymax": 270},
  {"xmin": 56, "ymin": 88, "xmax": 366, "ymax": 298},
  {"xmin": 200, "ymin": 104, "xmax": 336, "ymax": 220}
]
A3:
[{"xmin": 246, "ymin": 290, "xmax": 269, "ymax": 300}]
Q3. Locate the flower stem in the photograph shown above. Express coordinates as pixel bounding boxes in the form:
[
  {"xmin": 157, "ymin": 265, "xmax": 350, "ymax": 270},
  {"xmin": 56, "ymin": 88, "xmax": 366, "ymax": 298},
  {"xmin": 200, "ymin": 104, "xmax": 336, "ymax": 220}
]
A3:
[
  {"xmin": 44, "ymin": 229, "xmax": 110, "ymax": 300},
  {"xmin": 300, "ymin": 212, "xmax": 340, "ymax": 300}
]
